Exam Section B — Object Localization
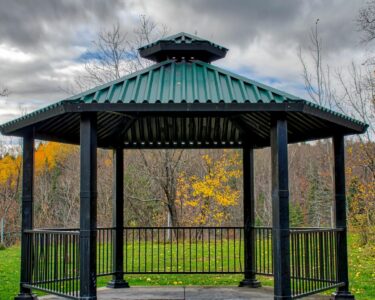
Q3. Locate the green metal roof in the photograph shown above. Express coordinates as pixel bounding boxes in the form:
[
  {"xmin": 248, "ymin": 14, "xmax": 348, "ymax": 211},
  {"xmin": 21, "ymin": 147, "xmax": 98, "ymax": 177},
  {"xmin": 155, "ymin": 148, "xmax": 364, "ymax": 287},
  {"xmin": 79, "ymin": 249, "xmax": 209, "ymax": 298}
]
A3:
[
  {"xmin": 0, "ymin": 32, "xmax": 368, "ymax": 146},
  {"xmin": 66, "ymin": 59, "xmax": 298, "ymax": 104},
  {"xmin": 0, "ymin": 58, "xmax": 367, "ymax": 133},
  {"xmin": 62, "ymin": 59, "xmax": 365, "ymax": 127}
]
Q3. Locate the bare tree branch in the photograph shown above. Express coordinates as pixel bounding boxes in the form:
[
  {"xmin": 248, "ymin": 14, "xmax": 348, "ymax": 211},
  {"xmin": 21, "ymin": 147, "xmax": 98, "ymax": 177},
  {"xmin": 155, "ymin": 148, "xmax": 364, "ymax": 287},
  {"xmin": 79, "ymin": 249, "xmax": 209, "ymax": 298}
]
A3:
[{"xmin": 0, "ymin": 85, "xmax": 9, "ymax": 97}]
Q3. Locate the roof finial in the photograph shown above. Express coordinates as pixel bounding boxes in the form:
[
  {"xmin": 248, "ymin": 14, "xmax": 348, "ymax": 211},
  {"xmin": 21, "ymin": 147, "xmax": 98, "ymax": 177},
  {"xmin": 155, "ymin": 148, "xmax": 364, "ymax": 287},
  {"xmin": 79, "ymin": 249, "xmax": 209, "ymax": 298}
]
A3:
[{"xmin": 138, "ymin": 32, "xmax": 228, "ymax": 63}]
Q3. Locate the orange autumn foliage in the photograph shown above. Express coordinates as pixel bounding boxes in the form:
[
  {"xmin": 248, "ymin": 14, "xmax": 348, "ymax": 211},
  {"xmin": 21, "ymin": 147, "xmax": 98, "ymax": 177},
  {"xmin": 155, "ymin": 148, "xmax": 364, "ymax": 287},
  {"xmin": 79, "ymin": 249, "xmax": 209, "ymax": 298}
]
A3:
[{"xmin": 34, "ymin": 142, "xmax": 75, "ymax": 174}]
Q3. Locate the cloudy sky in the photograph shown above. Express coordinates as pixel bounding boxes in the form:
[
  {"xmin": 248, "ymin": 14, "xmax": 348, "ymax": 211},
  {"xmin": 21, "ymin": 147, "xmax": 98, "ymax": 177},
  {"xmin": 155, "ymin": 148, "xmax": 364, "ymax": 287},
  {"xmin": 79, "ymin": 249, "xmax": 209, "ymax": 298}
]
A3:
[{"xmin": 0, "ymin": 0, "xmax": 370, "ymax": 125}]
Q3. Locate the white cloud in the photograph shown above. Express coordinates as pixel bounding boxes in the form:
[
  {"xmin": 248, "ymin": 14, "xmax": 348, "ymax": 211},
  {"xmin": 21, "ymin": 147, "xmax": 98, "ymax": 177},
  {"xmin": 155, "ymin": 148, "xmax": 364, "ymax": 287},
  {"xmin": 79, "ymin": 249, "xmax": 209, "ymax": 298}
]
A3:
[{"xmin": 0, "ymin": 44, "xmax": 34, "ymax": 63}]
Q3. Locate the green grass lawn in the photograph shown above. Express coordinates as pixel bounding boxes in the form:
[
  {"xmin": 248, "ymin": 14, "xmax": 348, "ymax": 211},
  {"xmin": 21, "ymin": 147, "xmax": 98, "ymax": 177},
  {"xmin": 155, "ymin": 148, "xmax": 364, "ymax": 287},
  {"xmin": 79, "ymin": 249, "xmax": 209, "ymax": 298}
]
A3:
[{"xmin": 0, "ymin": 234, "xmax": 373, "ymax": 300}]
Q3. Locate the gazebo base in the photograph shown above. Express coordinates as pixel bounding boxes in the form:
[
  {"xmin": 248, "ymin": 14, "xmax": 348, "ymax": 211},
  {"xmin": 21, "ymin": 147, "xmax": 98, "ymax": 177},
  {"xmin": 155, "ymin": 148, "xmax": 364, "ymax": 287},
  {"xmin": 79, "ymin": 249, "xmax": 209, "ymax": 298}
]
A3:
[
  {"xmin": 106, "ymin": 279, "xmax": 130, "ymax": 289},
  {"xmin": 39, "ymin": 286, "xmax": 331, "ymax": 300},
  {"xmin": 331, "ymin": 291, "xmax": 355, "ymax": 299},
  {"xmin": 15, "ymin": 293, "xmax": 38, "ymax": 300},
  {"xmin": 238, "ymin": 278, "xmax": 262, "ymax": 288}
]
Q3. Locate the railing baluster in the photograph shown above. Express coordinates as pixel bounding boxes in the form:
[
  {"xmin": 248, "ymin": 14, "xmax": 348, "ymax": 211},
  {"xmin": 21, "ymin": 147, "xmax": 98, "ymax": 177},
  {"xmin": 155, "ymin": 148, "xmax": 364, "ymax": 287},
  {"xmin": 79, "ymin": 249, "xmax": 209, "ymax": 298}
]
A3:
[
  {"xmin": 138, "ymin": 228, "xmax": 142, "ymax": 273},
  {"xmin": 124, "ymin": 228, "xmax": 129, "ymax": 273},
  {"xmin": 189, "ymin": 228, "xmax": 192, "ymax": 272},
  {"xmin": 144, "ymin": 228, "xmax": 147, "ymax": 273},
  {"xmin": 308, "ymin": 232, "xmax": 312, "ymax": 293},
  {"xmin": 202, "ymin": 228, "xmax": 204, "ymax": 272},
  {"xmin": 162, "ymin": 228, "xmax": 165, "ymax": 272},
  {"xmin": 174, "ymin": 228, "xmax": 180, "ymax": 273},
  {"xmin": 151, "ymin": 228, "xmax": 154, "ymax": 272},
  {"xmin": 240, "ymin": 228, "xmax": 242, "ymax": 272},
  {"xmin": 170, "ymin": 228, "xmax": 173, "ymax": 272},
  {"xmin": 157, "ymin": 228, "xmax": 160, "ymax": 273},
  {"xmin": 195, "ymin": 228, "xmax": 198, "ymax": 272},
  {"xmin": 209, "ymin": 228, "xmax": 211, "ymax": 272},
  {"xmin": 227, "ymin": 228, "xmax": 230, "ymax": 272}
]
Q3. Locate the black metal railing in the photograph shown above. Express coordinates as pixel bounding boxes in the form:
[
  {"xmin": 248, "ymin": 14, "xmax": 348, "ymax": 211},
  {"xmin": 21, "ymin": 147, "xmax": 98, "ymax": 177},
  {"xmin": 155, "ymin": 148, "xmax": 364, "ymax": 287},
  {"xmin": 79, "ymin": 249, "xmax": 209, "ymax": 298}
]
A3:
[
  {"xmin": 254, "ymin": 226, "xmax": 273, "ymax": 275},
  {"xmin": 21, "ymin": 226, "xmax": 345, "ymax": 299},
  {"xmin": 97, "ymin": 227, "xmax": 114, "ymax": 276},
  {"xmin": 290, "ymin": 228, "xmax": 344, "ymax": 298},
  {"xmin": 23, "ymin": 229, "xmax": 80, "ymax": 299},
  {"xmin": 122, "ymin": 227, "xmax": 244, "ymax": 273}
]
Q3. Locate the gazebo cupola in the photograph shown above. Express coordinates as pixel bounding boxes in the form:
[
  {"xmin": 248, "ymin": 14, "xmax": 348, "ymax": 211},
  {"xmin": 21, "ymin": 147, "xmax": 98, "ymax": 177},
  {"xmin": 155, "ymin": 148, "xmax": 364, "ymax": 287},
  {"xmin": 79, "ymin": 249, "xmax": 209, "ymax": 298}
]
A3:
[{"xmin": 138, "ymin": 32, "xmax": 228, "ymax": 63}]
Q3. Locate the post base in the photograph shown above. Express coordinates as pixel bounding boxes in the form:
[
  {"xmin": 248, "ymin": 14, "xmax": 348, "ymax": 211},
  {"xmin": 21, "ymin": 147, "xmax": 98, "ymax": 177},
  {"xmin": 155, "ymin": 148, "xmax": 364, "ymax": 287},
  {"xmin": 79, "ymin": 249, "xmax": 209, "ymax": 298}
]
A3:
[
  {"xmin": 107, "ymin": 279, "xmax": 130, "ymax": 289},
  {"xmin": 331, "ymin": 291, "xmax": 355, "ymax": 299},
  {"xmin": 238, "ymin": 278, "xmax": 262, "ymax": 288},
  {"xmin": 14, "ymin": 293, "xmax": 38, "ymax": 300}
]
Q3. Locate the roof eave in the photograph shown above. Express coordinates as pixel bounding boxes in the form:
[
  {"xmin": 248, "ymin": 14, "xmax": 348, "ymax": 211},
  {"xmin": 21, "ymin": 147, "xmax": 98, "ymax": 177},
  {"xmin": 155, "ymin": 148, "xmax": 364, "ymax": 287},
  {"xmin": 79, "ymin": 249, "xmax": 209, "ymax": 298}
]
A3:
[
  {"xmin": 301, "ymin": 101, "xmax": 367, "ymax": 134},
  {"xmin": 0, "ymin": 101, "xmax": 67, "ymax": 136},
  {"xmin": 1, "ymin": 102, "xmax": 367, "ymax": 137}
]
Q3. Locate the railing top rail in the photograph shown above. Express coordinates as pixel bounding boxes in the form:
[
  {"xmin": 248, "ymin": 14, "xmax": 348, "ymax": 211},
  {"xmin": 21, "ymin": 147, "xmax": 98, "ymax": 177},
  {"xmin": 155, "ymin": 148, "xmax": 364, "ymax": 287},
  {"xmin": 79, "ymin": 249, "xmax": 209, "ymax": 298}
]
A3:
[
  {"xmin": 38, "ymin": 227, "xmax": 80, "ymax": 231},
  {"xmin": 252, "ymin": 226, "xmax": 272, "ymax": 229},
  {"xmin": 290, "ymin": 227, "xmax": 344, "ymax": 233},
  {"xmin": 24, "ymin": 229, "xmax": 80, "ymax": 235},
  {"xmin": 24, "ymin": 226, "xmax": 343, "ymax": 233},
  {"xmin": 122, "ymin": 226, "xmax": 244, "ymax": 230}
]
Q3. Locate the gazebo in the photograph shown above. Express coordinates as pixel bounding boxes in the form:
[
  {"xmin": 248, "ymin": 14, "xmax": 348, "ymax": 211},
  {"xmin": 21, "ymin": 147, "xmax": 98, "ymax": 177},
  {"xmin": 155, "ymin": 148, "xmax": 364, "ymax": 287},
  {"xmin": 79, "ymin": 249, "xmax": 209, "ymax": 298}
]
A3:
[{"xmin": 1, "ymin": 32, "xmax": 367, "ymax": 300}]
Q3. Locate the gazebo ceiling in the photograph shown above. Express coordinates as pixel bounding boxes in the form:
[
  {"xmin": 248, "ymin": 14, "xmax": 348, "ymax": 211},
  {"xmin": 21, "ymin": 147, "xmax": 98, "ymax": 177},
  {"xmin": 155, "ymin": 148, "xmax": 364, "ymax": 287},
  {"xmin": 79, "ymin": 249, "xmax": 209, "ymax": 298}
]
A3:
[{"xmin": 0, "ymin": 32, "xmax": 367, "ymax": 149}]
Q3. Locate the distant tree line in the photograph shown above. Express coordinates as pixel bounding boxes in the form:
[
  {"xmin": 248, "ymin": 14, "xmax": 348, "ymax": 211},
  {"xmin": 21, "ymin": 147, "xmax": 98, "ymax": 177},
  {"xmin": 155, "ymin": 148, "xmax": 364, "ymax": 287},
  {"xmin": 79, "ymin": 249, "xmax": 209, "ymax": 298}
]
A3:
[{"xmin": 0, "ymin": 139, "xmax": 373, "ymax": 247}]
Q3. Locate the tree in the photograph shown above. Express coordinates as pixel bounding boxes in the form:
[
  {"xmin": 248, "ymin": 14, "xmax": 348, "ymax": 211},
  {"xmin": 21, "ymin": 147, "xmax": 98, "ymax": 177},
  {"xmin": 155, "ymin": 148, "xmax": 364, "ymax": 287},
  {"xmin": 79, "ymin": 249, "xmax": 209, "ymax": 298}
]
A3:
[
  {"xmin": 177, "ymin": 150, "xmax": 241, "ymax": 226},
  {"xmin": 71, "ymin": 16, "xmax": 190, "ymax": 228},
  {"xmin": 358, "ymin": 0, "xmax": 375, "ymax": 42},
  {"xmin": 0, "ymin": 85, "xmax": 9, "ymax": 97},
  {"xmin": 358, "ymin": 0, "xmax": 375, "ymax": 65},
  {"xmin": 139, "ymin": 150, "xmax": 185, "ymax": 229},
  {"xmin": 335, "ymin": 63, "xmax": 375, "ymax": 180},
  {"xmin": 0, "ymin": 154, "xmax": 21, "ymax": 245},
  {"xmin": 306, "ymin": 161, "xmax": 331, "ymax": 227},
  {"xmin": 33, "ymin": 142, "xmax": 76, "ymax": 227},
  {"xmin": 74, "ymin": 15, "xmax": 168, "ymax": 91},
  {"xmin": 298, "ymin": 19, "xmax": 335, "ymax": 109},
  {"xmin": 299, "ymin": 16, "xmax": 375, "ymax": 244}
]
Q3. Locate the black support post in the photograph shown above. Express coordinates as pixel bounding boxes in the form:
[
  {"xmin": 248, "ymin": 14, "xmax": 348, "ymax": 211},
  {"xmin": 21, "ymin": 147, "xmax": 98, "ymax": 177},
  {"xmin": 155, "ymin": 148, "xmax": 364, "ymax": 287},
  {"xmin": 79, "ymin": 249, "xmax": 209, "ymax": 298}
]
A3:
[
  {"xmin": 15, "ymin": 131, "xmax": 37, "ymax": 300},
  {"xmin": 332, "ymin": 135, "xmax": 355, "ymax": 300},
  {"xmin": 107, "ymin": 147, "xmax": 129, "ymax": 288},
  {"xmin": 271, "ymin": 117, "xmax": 292, "ymax": 300},
  {"xmin": 239, "ymin": 147, "xmax": 261, "ymax": 288},
  {"xmin": 80, "ymin": 113, "xmax": 98, "ymax": 300}
]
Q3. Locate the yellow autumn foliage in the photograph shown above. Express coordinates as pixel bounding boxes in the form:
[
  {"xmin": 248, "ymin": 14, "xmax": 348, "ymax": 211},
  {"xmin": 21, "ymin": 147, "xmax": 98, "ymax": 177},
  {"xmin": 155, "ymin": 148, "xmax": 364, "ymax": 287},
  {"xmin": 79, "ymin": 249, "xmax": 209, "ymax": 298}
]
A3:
[
  {"xmin": 177, "ymin": 150, "xmax": 241, "ymax": 225},
  {"xmin": 0, "ymin": 154, "xmax": 21, "ymax": 187}
]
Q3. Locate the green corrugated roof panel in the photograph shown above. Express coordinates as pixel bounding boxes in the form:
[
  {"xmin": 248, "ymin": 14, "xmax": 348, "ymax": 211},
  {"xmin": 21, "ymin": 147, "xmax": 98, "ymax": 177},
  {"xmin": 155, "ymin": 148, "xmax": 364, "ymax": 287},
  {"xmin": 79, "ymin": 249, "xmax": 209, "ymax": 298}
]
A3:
[
  {"xmin": 67, "ymin": 59, "xmax": 299, "ymax": 104},
  {"xmin": 0, "ymin": 59, "xmax": 367, "ymax": 133},
  {"xmin": 1, "ymin": 58, "xmax": 367, "ymax": 131},
  {"xmin": 0, "ymin": 31, "xmax": 368, "ymax": 133}
]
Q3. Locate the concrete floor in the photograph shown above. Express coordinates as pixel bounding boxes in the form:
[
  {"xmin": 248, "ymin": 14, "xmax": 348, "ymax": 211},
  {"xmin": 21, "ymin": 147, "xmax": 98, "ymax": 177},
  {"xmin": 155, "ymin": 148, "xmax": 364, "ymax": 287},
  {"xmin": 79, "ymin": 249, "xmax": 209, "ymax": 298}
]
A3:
[{"xmin": 41, "ymin": 286, "xmax": 331, "ymax": 300}]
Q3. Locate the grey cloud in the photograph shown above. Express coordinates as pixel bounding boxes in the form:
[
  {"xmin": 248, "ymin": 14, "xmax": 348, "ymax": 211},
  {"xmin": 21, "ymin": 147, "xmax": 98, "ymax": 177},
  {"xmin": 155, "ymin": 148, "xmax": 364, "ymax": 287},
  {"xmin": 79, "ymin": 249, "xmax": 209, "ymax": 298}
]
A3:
[
  {"xmin": 0, "ymin": 0, "xmax": 125, "ymax": 49},
  {"xmin": 0, "ymin": 0, "xmax": 370, "ymax": 124},
  {"xmin": 148, "ymin": 0, "xmax": 366, "ymax": 53}
]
